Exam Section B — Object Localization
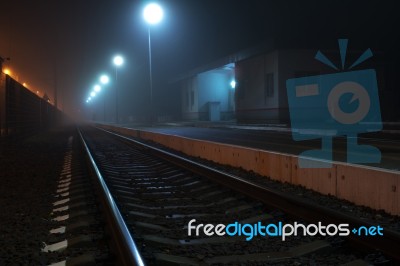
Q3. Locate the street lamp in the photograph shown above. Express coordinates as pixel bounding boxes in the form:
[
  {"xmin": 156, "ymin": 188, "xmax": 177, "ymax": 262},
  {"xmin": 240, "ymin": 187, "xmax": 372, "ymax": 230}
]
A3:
[
  {"xmin": 113, "ymin": 55, "xmax": 124, "ymax": 123},
  {"xmin": 94, "ymin": 84, "xmax": 101, "ymax": 93},
  {"xmin": 143, "ymin": 2, "xmax": 163, "ymax": 122},
  {"xmin": 100, "ymin": 74, "xmax": 109, "ymax": 85},
  {"xmin": 100, "ymin": 74, "xmax": 110, "ymax": 122}
]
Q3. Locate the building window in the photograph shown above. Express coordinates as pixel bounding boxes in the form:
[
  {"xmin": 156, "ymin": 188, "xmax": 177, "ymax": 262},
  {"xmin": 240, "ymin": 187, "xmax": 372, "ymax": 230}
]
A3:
[{"xmin": 264, "ymin": 73, "xmax": 274, "ymax": 101}]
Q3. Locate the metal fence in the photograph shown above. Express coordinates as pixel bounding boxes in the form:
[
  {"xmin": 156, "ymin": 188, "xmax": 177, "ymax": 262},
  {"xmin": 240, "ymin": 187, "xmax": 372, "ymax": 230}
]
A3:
[{"xmin": 0, "ymin": 73, "xmax": 63, "ymax": 138}]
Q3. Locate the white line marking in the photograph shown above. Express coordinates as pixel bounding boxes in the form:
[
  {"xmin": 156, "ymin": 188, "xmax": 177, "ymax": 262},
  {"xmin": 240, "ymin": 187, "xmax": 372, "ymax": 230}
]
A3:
[
  {"xmin": 42, "ymin": 240, "xmax": 68, "ymax": 252},
  {"xmin": 53, "ymin": 214, "xmax": 69, "ymax": 222},
  {"xmin": 53, "ymin": 198, "xmax": 70, "ymax": 206},
  {"xmin": 50, "ymin": 226, "xmax": 66, "ymax": 234}
]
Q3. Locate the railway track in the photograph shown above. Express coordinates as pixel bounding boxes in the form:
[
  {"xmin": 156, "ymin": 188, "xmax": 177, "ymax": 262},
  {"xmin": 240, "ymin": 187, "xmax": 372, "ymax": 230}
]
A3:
[
  {"xmin": 41, "ymin": 133, "xmax": 115, "ymax": 265},
  {"xmin": 77, "ymin": 125, "xmax": 400, "ymax": 265}
]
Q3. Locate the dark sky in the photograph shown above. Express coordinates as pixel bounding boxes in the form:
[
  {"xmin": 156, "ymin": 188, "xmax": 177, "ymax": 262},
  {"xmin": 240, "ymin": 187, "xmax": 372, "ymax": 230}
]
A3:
[{"xmin": 1, "ymin": 0, "xmax": 398, "ymax": 118}]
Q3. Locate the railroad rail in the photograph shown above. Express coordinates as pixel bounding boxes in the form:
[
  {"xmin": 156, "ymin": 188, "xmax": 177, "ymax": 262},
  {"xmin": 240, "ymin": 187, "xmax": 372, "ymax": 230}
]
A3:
[
  {"xmin": 78, "ymin": 128, "xmax": 145, "ymax": 266},
  {"xmin": 77, "ymin": 125, "xmax": 400, "ymax": 265}
]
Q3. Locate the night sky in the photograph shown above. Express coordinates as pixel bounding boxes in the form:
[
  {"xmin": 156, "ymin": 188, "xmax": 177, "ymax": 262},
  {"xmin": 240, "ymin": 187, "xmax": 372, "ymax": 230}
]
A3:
[{"xmin": 1, "ymin": 0, "xmax": 398, "ymax": 118}]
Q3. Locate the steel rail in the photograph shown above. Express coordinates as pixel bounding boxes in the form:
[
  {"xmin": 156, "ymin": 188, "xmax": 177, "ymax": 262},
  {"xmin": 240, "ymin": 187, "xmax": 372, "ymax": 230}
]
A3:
[
  {"xmin": 97, "ymin": 126, "xmax": 400, "ymax": 263},
  {"xmin": 77, "ymin": 127, "xmax": 145, "ymax": 266}
]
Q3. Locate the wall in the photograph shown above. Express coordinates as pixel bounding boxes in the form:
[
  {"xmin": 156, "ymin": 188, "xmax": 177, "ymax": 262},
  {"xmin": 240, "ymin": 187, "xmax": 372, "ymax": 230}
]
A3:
[
  {"xmin": 278, "ymin": 49, "xmax": 327, "ymax": 123},
  {"xmin": 197, "ymin": 69, "xmax": 233, "ymax": 120},
  {"xmin": 235, "ymin": 51, "xmax": 280, "ymax": 123},
  {"xmin": 235, "ymin": 49, "xmax": 333, "ymax": 123},
  {"xmin": 279, "ymin": 49, "xmax": 394, "ymax": 123},
  {"xmin": 0, "ymin": 73, "xmax": 5, "ymax": 136},
  {"xmin": 99, "ymin": 124, "xmax": 400, "ymax": 215},
  {"xmin": 0, "ymin": 74, "xmax": 63, "ymax": 137},
  {"xmin": 181, "ymin": 76, "xmax": 199, "ymax": 120},
  {"xmin": 181, "ymin": 67, "xmax": 234, "ymax": 121}
]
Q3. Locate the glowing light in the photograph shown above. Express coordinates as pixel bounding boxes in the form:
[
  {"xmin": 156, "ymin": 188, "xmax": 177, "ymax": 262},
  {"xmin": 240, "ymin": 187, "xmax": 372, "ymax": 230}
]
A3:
[
  {"xmin": 94, "ymin": 84, "xmax": 101, "ymax": 92},
  {"xmin": 3, "ymin": 69, "xmax": 10, "ymax": 75},
  {"xmin": 230, "ymin": 80, "xmax": 236, "ymax": 89},
  {"xmin": 113, "ymin": 55, "xmax": 123, "ymax": 67},
  {"xmin": 100, "ymin": 75, "xmax": 109, "ymax": 84},
  {"xmin": 90, "ymin": 91, "xmax": 96, "ymax": 97},
  {"xmin": 143, "ymin": 3, "xmax": 163, "ymax": 25}
]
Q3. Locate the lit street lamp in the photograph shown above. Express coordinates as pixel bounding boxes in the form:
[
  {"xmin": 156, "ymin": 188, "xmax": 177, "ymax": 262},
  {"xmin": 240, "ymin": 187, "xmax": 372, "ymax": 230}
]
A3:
[
  {"xmin": 94, "ymin": 84, "xmax": 101, "ymax": 93},
  {"xmin": 113, "ymin": 55, "xmax": 123, "ymax": 123},
  {"xmin": 100, "ymin": 74, "xmax": 109, "ymax": 84},
  {"xmin": 143, "ymin": 2, "xmax": 163, "ymax": 122}
]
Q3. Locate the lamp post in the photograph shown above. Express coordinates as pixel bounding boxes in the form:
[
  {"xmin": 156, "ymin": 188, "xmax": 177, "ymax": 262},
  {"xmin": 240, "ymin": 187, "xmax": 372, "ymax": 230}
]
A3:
[
  {"xmin": 93, "ymin": 84, "xmax": 102, "ymax": 122},
  {"xmin": 113, "ymin": 55, "xmax": 123, "ymax": 123},
  {"xmin": 88, "ymin": 89, "xmax": 98, "ymax": 121},
  {"xmin": 100, "ymin": 74, "xmax": 109, "ymax": 122},
  {"xmin": 143, "ymin": 3, "xmax": 163, "ymax": 123}
]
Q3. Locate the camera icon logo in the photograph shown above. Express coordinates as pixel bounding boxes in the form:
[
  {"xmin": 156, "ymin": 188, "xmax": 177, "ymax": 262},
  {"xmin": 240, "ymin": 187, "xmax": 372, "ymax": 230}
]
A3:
[
  {"xmin": 286, "ymin": 39, "xmax": 382, "ymax": 168},
  {"xmin": 327, "ymin": 80, "xmax": 370, "ymax": 125}
]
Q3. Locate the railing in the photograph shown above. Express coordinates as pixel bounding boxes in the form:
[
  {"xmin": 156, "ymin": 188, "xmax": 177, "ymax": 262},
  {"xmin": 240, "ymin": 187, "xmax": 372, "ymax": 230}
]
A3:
[{"xmin": 0, "ymin": 73, "xmax": 63, "ymax": 137}]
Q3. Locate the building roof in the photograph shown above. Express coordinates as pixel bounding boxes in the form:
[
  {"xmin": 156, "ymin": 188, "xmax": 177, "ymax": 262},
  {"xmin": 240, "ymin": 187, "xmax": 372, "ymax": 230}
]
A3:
[{"xmin": 169, "ymin": 39, "xmax": 276, "ymax": 83}]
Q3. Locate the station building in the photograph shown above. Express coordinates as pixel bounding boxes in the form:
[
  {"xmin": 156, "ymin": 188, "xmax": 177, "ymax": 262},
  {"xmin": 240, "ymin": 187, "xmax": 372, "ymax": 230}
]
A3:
[{"xmin": 173, "ymin": 40, "xmax": 397, "ymax": 124}]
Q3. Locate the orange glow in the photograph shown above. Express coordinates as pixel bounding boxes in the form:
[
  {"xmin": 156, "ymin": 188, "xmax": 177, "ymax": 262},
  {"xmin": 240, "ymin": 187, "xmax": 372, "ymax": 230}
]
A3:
[{"xmin": 3, "ymin": 68, "xmax": 10, "ymax": 75}]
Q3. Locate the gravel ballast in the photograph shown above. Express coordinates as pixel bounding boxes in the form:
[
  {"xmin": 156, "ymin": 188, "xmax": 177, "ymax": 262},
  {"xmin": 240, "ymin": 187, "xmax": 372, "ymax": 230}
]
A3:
[{"xmin": 0, "ymin": 127, "xmax": 74, "ymax": 265}]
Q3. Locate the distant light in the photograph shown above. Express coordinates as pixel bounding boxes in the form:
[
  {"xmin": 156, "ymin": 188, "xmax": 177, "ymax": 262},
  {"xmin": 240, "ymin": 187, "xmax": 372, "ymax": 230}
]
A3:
[
  {"xmin": 23, "ymin": 82, "xmax": 27, "ymax": 87},
  {"xmin": 230, "ymin": 80, "xmax": 236, "ymax": 89},
  {"xmin": 100, "ymin": 75, "xmax": 109, "ymax": 84},
  {"xmin": 3, "ymin": 69, "xmax": 10, "ymax": 75},
  {"xmin": 113, "ymin": 55, "xmax": 124, "ymax": 67},
  {"xmin": 90, "ymin": 91, "xmax": 96, "ymax": 97},
  {"xmin": 143, "ymin": 3, "xmax": 163, "ymax": 25},
  {"xmin": 94, "ymin": 84, "xmax": 101, "ymax": 92},
  {"xmin": 36, "ymin": 91, "xmax": 39, "ymax": 94},
  {"xmin": 88, "ymin": 97, "xmax": 92, "ymax": 101}
]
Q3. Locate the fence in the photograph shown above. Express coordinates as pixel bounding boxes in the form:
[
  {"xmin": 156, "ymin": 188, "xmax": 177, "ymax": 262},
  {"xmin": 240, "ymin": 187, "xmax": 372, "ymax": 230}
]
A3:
[{"xmin": 0, "ymin": 73, "xmax": 63, "ymax": 138}]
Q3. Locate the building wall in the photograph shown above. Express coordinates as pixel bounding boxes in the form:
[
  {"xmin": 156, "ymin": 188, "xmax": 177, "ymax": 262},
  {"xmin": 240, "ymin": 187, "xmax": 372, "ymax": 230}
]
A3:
[
  {"xmin": 179, "ymin": 47, "xmax": 399, "ymax": 124},
  {"xmin": 279, "ymin": 49, "xmax": 397, "ymax": 123},
  {"xmin": 235, "ymin": 51, "xmax": 280, "ymax": 123},
  {"xmin": 235, "ymin": 49, "xmax": 332, "ymax": 123},
  {"xmin": 197, "ymin": 70, "xmax": 233, "ymax": 120},
  {"xmin": 181, "ymin": 68, "xmax": 234, "ymax": 121},
  {"xmin": 278, "ymin": 49, "xmax": 328, "ymax": 123},
  {"xmin": 181, "ymin": 76, "xmax": 199, "ymax": 120}
]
